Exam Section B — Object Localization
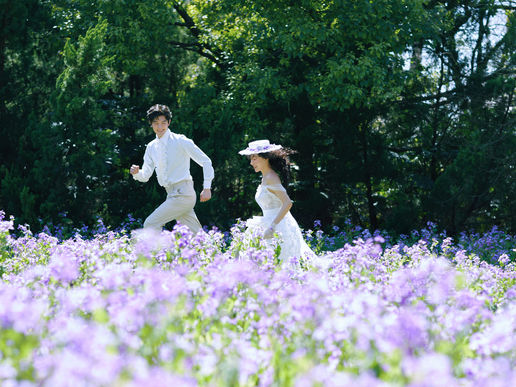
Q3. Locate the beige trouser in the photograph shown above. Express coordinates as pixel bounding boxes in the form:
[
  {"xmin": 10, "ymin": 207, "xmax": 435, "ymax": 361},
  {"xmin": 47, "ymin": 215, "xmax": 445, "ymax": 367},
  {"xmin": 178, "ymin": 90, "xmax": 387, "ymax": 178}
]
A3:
[{"xmin": 143, "ymin": 179, "xmax": 202, "ymax": 233}]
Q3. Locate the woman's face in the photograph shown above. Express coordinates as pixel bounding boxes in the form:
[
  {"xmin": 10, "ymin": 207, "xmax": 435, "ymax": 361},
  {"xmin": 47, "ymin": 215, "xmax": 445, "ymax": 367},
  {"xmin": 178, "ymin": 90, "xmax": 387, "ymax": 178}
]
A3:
[{"xmin": 249, "ymin": 154, "xmax": 269, "ymax": 173}]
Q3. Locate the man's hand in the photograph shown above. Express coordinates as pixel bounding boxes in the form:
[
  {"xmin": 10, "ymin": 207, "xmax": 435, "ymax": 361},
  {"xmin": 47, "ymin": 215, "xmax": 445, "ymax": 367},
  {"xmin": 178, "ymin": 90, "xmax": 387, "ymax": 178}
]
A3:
[
  {"xmin": 200, "ymin": 188, "xmax": 212, "ymax": 202},
  {"xmin": 130, "ymin": 165, "xmax": 140, "ymax": 175}
]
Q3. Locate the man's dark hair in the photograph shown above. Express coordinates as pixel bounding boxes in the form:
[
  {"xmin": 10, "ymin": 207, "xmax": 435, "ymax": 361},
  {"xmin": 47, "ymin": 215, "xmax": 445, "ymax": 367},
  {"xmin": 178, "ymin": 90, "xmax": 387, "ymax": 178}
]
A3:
[{"xmin": 146, "ymin": 104, "xmax": 172, "ymax": 124}]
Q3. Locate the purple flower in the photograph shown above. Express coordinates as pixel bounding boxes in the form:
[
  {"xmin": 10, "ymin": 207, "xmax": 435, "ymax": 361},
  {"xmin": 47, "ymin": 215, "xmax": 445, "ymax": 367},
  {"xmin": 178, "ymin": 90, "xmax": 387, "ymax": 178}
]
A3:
[
  {"xmin": 386, "ymin": 308, "xmax": 429, "ymax": 352},
  {"xmin": 401, "ymin": 353, "xmax": 455, "ymax": 386},
  {"xmin": 127, "ymin": 368, "xmax": 197, "ymax": 387},
  {"xmin": 498, "ymin": 253, "xmax": 510, "ymax": 266},
  {"xmin": 0, "ymin": 283, "xmax": 47, "ymax": 334},
  {"xmin": 48, "ymin": 250, "xmax": 80, "ymax": 284},
  {"xmin": 469, "ymin": 302, "xmax": 516, "ymax": 356},
  {"xmin": 0, "ymin": 211, "xmax": 14, "ymax": 232}
]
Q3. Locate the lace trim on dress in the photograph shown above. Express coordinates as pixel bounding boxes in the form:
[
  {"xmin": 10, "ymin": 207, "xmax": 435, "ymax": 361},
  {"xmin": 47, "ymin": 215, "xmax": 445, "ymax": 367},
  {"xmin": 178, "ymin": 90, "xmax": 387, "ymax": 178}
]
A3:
[{"xmin": 261, "ymin": 183, "xmax": 286, "ymax": 192}]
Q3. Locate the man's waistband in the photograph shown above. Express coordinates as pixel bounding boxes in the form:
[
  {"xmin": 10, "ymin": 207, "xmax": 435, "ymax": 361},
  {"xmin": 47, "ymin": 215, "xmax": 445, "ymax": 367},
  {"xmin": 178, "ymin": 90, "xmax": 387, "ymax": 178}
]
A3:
[{"xmin": 164, "ymin": 179, "xmax": 193, "ymax": 194}]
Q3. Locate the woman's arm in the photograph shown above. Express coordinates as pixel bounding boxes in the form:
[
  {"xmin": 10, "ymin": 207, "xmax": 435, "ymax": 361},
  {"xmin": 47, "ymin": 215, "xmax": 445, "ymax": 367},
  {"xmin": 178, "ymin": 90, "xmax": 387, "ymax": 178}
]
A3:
[{"xmin": 263, "ymin": 176, "xmax": 292, "ymax": 238}]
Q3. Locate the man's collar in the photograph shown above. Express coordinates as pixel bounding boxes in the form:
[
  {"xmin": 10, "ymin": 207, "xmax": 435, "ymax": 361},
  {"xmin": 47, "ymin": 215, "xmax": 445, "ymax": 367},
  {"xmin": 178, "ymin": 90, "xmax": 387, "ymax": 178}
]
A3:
[{"xmin": 156, "ymin": 129, "xmax": 171, "ymax": 143}]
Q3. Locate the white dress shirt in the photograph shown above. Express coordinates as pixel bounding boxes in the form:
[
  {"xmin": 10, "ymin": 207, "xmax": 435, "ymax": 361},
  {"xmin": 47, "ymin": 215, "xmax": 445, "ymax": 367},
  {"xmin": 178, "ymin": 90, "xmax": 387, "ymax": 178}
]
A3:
[{"xmin": 133, "ymin": 129, "xmax": 214, "ymax": 189}]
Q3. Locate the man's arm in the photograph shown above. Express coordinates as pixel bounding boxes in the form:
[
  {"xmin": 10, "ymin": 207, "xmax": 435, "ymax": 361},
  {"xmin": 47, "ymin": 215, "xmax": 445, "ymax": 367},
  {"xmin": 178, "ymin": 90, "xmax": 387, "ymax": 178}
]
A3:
[
  {"xmin": 181, "ymin": 138, "xmax": 214, "ymax": 198},
  {"xmin": 131, "ymin": 146, "xmax": 155, "ymax": 182}
]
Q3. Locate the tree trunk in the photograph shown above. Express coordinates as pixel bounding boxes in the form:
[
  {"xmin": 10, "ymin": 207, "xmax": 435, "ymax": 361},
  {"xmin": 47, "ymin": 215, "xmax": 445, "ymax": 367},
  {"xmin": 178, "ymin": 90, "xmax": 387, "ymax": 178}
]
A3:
[{"xmin": 359, "ymin": 123, "xmax": 378, "ymax": 230}]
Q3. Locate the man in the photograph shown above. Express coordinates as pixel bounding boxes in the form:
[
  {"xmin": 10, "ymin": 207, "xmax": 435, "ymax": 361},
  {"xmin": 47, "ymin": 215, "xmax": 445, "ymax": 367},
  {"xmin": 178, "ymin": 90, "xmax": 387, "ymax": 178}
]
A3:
[{"xmin": 130, "ymin": 104, "xmax": 213, "ymax": 233}]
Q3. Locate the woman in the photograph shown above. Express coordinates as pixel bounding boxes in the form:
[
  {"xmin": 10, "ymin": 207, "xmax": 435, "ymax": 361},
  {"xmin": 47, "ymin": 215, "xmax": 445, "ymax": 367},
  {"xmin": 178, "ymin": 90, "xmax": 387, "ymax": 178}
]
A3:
[{"xmin": 239, "ymin": 139, "xmax": 315, "ymax": 263}]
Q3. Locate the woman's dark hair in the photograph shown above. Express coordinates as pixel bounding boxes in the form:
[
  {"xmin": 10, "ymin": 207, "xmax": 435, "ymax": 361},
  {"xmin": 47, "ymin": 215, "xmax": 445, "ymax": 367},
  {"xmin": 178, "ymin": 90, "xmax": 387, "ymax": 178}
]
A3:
[
  {"xmin": 146, "ymin": 104, "xmax": 172, "ymax": 124},
  {"xmin": 259, "ymin": 148, "xmax": 297, "ymax": 186}
]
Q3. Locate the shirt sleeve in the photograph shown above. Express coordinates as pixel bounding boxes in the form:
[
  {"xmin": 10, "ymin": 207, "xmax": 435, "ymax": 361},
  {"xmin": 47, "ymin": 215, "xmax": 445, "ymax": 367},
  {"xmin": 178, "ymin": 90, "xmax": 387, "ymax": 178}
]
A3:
[
  {"xmin": 181, "ymin": 138, "xmax": 215, "ymax": 189},
  {"xmin": 132, "ymin": 145, "xmax": 155, "ymax": 183}
]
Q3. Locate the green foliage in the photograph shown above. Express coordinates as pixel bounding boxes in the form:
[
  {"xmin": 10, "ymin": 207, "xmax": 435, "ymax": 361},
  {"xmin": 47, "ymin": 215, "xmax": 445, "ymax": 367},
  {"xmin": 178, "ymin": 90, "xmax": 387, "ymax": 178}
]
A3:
[
  {"xmin": 38, "ymin": 18, "xmax": 117, "ymax": 224},
  {"xmin": 0, "ymin": 0, "xmax": 514, "ymax": 235},
  {"xmin": 0, "ymin": 329, "xmax": 38, "ymax": 381}
]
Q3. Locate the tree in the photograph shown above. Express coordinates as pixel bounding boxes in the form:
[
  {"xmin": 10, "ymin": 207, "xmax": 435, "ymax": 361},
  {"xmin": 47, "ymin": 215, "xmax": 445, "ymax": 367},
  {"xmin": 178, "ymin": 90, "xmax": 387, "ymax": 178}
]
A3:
[
  {"xmin": 170, "ymin": 0, "xmax": 430, "ymax": 230},
  {"xmin": 1, "ymin": 0, "xmax": 514, "ymax": 234},
  {"xmin": 383, "ymin": 0, "xmax": 516, "ymax": 233},
  {"xmin": 0, "ymin": 0, "xmax": 62, "ymax": 226}
]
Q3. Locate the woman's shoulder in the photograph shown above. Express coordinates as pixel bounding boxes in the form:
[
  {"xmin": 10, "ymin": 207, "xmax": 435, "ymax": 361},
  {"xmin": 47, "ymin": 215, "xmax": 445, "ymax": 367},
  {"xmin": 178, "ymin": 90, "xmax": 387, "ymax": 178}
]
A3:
[
  {"xmin": 262, "ymin": 173, "xmax": 285, "ymax": 190},
  {"xmin": 262, "ymin": 172, "xmax": 281, "ymax": 185}
]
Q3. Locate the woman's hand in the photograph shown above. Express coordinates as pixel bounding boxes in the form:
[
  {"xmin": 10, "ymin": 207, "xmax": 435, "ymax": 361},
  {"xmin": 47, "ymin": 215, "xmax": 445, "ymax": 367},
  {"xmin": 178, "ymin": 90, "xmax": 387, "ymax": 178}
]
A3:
[{"xmin": 264, "ymin": 225, "xmax": 275, "ymax": 239}]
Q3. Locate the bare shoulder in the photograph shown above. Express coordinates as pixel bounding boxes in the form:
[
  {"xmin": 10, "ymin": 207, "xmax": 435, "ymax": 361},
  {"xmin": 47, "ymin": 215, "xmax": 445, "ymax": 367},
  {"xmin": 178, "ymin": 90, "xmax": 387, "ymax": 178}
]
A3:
[{"xmin": 262, "ymin": 171, "xmax": 282, "ymax": 186}]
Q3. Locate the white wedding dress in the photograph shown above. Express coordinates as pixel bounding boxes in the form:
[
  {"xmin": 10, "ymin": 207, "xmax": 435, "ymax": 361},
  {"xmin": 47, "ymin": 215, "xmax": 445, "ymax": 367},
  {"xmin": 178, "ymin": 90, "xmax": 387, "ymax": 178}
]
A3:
[{"xmin": 245, "ymin": 183, "xmax": 315, "ymax": 263}]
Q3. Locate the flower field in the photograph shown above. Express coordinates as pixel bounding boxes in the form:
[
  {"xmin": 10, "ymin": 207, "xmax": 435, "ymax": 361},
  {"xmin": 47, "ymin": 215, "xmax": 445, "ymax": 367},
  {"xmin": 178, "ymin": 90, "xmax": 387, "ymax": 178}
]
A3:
[{"xmin": 1, "ymin": 210, "xmax": 515, "ymax": 386}]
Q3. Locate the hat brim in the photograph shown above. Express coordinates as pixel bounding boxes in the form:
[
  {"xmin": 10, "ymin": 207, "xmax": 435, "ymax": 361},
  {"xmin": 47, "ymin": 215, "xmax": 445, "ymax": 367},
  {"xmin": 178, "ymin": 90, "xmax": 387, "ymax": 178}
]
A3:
[{"xmin": 238, "ymin": 144, "xmax": 282, "ymax": 155}]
